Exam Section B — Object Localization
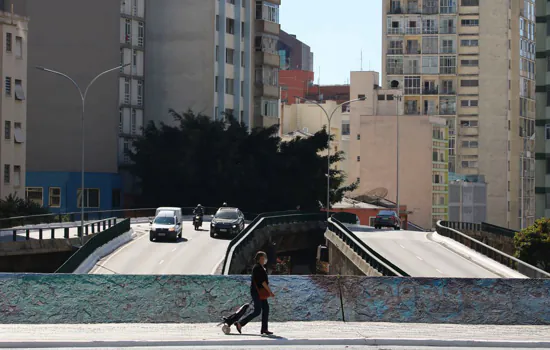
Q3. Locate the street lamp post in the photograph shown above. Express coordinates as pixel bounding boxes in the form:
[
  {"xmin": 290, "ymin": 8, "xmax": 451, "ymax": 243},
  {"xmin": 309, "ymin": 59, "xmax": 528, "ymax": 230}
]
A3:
[
  {"xmin": 395, "ymin": 94, "xmax": 402, "ymax": 223},
  {"xmin": 36, "ymin": 63, "xmax": 130, "ymax": 245},
  {"xmin": 295, "ymin": 96, "xmax": 366, "ymax": 220}
]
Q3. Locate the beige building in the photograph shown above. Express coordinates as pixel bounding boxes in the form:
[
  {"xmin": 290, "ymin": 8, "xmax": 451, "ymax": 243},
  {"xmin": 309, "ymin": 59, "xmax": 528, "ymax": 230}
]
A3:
[
  {"xmin": 0, "ymin": 10, "xmax": 28, "ymax": 200},
  {"xmin": 382, "ymin": 0, "xmax": 535, "ymax": 229},
  {"xmin": 349, "ymin": 71, "xmax": 448, "ymax": 229}
]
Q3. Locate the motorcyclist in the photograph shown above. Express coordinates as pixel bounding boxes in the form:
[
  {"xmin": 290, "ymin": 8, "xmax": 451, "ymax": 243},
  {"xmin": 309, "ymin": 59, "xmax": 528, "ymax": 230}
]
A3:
[{"xmin": 193, "ymin": 204, "xmax": 204, "ymax": 217}]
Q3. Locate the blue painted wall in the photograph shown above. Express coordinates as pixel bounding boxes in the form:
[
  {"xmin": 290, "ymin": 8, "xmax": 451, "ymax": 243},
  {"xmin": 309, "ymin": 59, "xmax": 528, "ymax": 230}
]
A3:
[{"xmin": 25, "ymin": 171, "xmax": 122, "ymax": 213}]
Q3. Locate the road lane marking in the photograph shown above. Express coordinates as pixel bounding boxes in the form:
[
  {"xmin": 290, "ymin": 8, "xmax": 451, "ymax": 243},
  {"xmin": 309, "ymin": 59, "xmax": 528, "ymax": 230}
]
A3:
[
  {"xmin": 91, "ymin": 229, "xmax": 147, "ymax": 274},
  {"xmin": 399, "ymin": 244, "xmax": 406, "ymax": 249},
  {"xmin": 416, "ymin": 256, "xmax": 424, "ymax": 261},
  {"xmin": 159, "ymin": 260, "xmax": 164, "ymax": 265},
  {"xmin": 171, "ymin": 247, "xmax": 177, "ymax": 252},
  {"xmin": 436, "ymin": 269, "xmax": 443, "ymax": 274}
]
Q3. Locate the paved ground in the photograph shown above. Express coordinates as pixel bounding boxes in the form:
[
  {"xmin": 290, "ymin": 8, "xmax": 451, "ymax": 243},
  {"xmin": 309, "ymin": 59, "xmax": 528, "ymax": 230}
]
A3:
[
  {"xmin": 90, "ymin": 221, "xmax": 233, "ymax": 275},
  {"xmin": 1, "ymin": 322, "xmax": 549, "ymax": 348},
  {"xmin": 352, "ymin": 228, "xmax": 513, "ymax": 278},
  {"xmin": 10, "ymin": 347, "xmax": 550, "ymax": 350}
]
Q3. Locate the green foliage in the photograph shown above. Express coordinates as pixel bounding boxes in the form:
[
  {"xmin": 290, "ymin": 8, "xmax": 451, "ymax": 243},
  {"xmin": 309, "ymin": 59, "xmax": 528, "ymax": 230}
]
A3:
[
  {"xmin": 0, "ymin": 194, "xmax": 50, "ymax": 228},
  {"xmin": 514, "ymin": 218, "xmax": 550, "ymax": 272},
  {"xmin": 128, "ymin": 110, "xmax": 357, "ymax": 213}
]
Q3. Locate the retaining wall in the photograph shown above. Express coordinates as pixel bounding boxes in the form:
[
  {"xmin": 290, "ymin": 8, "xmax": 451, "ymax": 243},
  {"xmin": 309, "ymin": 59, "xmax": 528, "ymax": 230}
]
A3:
[{"xmin": 0, "ymin": 275, "xmax": 548, "ymax": 325}]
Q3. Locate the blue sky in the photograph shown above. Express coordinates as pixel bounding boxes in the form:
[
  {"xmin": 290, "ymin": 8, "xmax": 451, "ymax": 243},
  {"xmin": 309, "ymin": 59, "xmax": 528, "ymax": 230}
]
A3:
[{"xmin": 279, "ymin": 0, "xmax": 382, "ymax": 85}]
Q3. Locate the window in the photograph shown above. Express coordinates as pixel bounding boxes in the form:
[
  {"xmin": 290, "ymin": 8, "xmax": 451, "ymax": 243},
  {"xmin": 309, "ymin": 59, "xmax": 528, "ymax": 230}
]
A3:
[
  {"xmin": 378, "ymin": 94, "xmax": 385, "ymax": 101},
  {"xmin": 4, "ymin": 121, "xmax": 10, "ymax": 140},
  {"xmin": 461, "ymin": 79, "xmax": 479, "ymax": 87},
  {"xmin": 12, "ymin": 122, "xmax": 22, "ymax": 143},
  {"xmin": 3, "ymin": 164, "xmax": 9, "ymax": 184},
  {"xmin": 225, "ymin": 78, "xmax": 235, "ymax": 95},
  {"xmin": 49, "ymin": 187, "xmax": 61, "ymax": 208},
  {"xmin": 5, "ymin": 77, "xmax": 11, "ymax": 95},
  {"xmin": 387, "ymin": 94, "xmax": 394, "ymax": 101},
  {"xmin": 131, "ymin": 109, "xmax": 137, "ymax": 134},
  {"xmin": 241, "ymin": 21, "xmax": 245, "ymax": 39},
  {"xmin": 26, "ymin": 187, "xmax": 43, "ymax": 207},
  {"xmin": 224, "ymin": 108, "xmax": 234, "ymax": 120},
  {"xmin": 440, "ymin": 56, "xmax": 456, "ymax": 74},
  {"xmin": 77, "ymin": 188, "xmax": 100, "ymax": 208},
  {"xmin": 341, "ymin": 123, "xmax": 350, "ymax": 135},
  {"xmin": 461, "ymin": 100, "xmax": 478, "ymax": 107},
  {"xmin": 461, "ymin": 140, "xmax": 478, "ymax": 148},
  {"xmin": 124, "ymin": 78, "xmax": 130, "ymax": 104},
  {"xmin": 215, "ymin": 45, "xmax": 219, "ymax": 62},
  {"xmin": 125, "ymin": 19, "xmax": 131, "ymax": 43},
  {"xmin": 261, "ymin": 99, "xmax": 278, "ymax": 117},
  {"xmin": 257, "ymin": 1, "xmax": 279, "ymax": 23},
  {"xmin": 226, "ymin": 18, "xmax": 235, "ymax": 34},
  {"xmin": 226, "ymin": 0, "xmax": 235, "ymax": 4},
  {"xmin": 357, "ymin": 156, "xmax": 361, "ymax": 162},
  {"xmin": 422, "ymin": 56, "xmax": 438, "ymax": 74},
  {"xmin": 358, "ymin": 94, "xmax": 365, "ymax": 99},
  {"xmin": 132, "ymin": 50, "xmax": 137, "ymax": 67},
  {"xmin": 13, "ymin": 165, "xmax": 20, "ymax": 187},
  {"xmin": 137, "ymin": 80, "xmax": 143, "ymax": 106},
  {"xmin": 357, "ymin": 134, "xmax": 361, "ymax": 140},
  {"xmin": 215, "ymin": 76, "xmax": 218, "ymax": 92},
  {"xmin": 461, "ymin": 0, "xmax": 479, "ymax": 5},
  {"xmin": 226, "ymin": 48, "xmax": 234, "ymax": 64},
  {"xmin": 241, "ymin": 51, "xmax": 245, "ymax": 67},
  {"xmin": 460, "ymin": 120, "xmax": 478, "ymax": 127},
  {"xmin": 138, "ymin": 22, "xmax": 144, "ymax": 47},
  {"xmin": 545, "ymin": 124, "xmax": 550, "ymax": 140},
  {"xmin": 460, "ymin": 39, "xmax": 478, "ymax": 47},
  {"xmin": 241, "ymin": 81, "xmax": 244, "ymax": 97},
  {"xmin": 404, "ymin": 76, "xmax": 421, "ymax": 94},
  {"xmin": 5, "ymin": 33, "xmax": 11, "ymax": 52},
  {"xmin": 461, "ymin": 19, "xmax": 479, "ymax": 26},
  {"xmin": 461, "ymin": 59, "xmax": 479, "ymax": 67},
  {"xmin": 462, "ymin": 161, "xmax": 478, "ymax": 168},
  {"xmin": 14, "ymin": 80, "xmax": 25, "ymax": 100},
  {"xmin": 15, "ymin": 36, "xmax": 22, "ymax": 58}
]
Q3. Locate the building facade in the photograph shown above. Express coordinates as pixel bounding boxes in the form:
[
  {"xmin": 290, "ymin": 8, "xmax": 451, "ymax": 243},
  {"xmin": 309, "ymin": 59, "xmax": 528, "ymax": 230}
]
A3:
[
  {"xmin": 0, "ymin": 10, "xmax": 27, "ymax": 201},
  {"xmin": 348, "ymin": 71, "xmax": 448, "ymax": 229},
  {"xmin": 448, "ymin": 173, "xmax": 487, "ymax": 223},
  {"xmin": 254, "ymin": 0, "xmax": 282, "ymax": 128},
  {"xmin": 382, "ymin": 0, "xmax": 535, "ymax": 230},
  {"xmin": 535, "ymin": 0, "xmax": 550, "ymax": 219},
  {"xmin": 278, "ymin": 30, "xmax": 314, "ymax": 71},
  {"xmin": 9, "ymin": 0, "xmax": 122, "ymax": 213}
]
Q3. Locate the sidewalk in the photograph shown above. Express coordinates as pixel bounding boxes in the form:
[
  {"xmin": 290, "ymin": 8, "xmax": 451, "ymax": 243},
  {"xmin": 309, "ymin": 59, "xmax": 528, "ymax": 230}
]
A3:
[{"xmin": 1, "ymin": 322, "xmax": 549, "ymax": 348}]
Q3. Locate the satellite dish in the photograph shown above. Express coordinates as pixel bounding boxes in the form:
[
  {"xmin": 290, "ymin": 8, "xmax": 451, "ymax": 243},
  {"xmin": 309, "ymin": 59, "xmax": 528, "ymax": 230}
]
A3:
[
  {"xmin": 364, "ymin": 187, "xmax": 389, "ymax": 202},
  {"xmin": 390, "ymin": 80, "xmax": 400, "ymax": 89}
]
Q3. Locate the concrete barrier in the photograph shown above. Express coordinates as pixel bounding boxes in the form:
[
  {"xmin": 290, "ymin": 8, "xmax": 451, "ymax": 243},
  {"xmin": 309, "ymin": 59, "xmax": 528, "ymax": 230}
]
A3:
[{"xmin": 0, "ymin": 275, "xmax": 548, "ymax": 325}]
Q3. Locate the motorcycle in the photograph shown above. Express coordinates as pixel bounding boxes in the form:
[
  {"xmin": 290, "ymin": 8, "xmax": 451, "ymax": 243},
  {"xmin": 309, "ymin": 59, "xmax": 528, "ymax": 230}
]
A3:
[{"xmin": 193, "ymin": 214, "xmax": 203, "ymax": 231}]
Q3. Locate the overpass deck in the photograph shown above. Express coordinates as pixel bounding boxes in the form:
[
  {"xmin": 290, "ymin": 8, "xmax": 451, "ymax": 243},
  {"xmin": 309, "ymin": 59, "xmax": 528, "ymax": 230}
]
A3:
[{"xmin": 349, "ymin": 226, "xmax": 525, "ymax": 278}]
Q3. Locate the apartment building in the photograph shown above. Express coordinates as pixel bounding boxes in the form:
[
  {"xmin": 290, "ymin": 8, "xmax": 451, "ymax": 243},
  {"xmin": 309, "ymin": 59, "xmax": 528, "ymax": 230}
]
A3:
[
  {"xmin": 11, "ymin": 0, "xmax": 124, "ymax": 213},
  {"xmin": 278, "ymin": 30, "xmax": 314, "ymax": 71},
  {"xmin": 254, "ymin": 0, "xmax": 282, "ymax": 128},
  {"xmin": 0, "ymin": 10, "xmax": 28, "ymax": 201},
  {"xmin": 536, "ymin": 0, "xmax": 550, "ymax": 218},
  {"xmin": 348, "ymin": 71, "xmax": 448, "ymax": 229},
  {"xmin": 382, "ymin": 0, "xmax": 535, "ymax": 229}
]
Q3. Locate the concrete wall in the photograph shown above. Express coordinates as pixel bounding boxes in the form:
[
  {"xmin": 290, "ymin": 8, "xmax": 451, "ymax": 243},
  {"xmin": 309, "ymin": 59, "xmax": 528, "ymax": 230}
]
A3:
[
  {"xmin": 0, "ymin": 274, "xmax": 548, "ymax": 325},
  {"xmin": 25, "ymin": 0, "xmax": 120, "ymax": 174},
  {"xmin": 145, "ymin": 0, "xmax": 216, "ymax": 125},
  {"xmin": 325, "ymin": 231, "xmax": 376, "ymax": 276}
]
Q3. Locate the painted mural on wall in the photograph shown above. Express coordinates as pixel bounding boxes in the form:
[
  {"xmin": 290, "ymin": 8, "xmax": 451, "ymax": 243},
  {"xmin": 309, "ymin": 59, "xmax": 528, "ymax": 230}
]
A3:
[{"xmin": 0, "ymin": 274, "xmax": 549, "ymax": 325}]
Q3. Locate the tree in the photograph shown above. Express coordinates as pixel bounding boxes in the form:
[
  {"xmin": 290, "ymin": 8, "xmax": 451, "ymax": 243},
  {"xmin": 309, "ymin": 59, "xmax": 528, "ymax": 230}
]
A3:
[
  {"xmin": 514, "ymin": 218, "xmax": 550, "ymax": 272},
  {"xmin": 0, "ymin": 194, "xmax": 50, "ymax": 228},
  {"xmin": 128, "ymin": 110, "xmax": 357, "ymax": 213}
]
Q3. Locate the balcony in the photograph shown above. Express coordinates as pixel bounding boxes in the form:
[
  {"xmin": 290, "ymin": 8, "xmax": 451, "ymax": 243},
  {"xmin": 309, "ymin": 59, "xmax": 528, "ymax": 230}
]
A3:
[
  {"xmin": 440, "ymin": 88, "xmax": 456, "ymax": 95},
  {"xmin": 440, "ymin": 67, "xmax": 457, "ymax": 75},
  {"xmin": 255, "ymin": 51, "xmax": 279, "ymax": 67},
  {"xmin": 405, "ymin": 27, "xmax": 422, "ymax": 35},
  {"xmin": 423, "ymin": 7, "xmax": 439, "ymax": 15},
  {"xmin": 423, "ymin": 87, "xmax": 439, "ymax": 95},
  {"xmin": 387, "ymin": 67, "xmax": 404, "ymax": 75},
  {"xmin": 423, "ymin": 27, "xmax": 438, "ymax": 34},
  {"xmin": 255, "ymin": 20, "xmax": 280, "ymax": 36},
  {"xmin": 387, "ymin": 48, "xmax": 403, "ymax": 55},
  {"xmin": 387, "ymin": 27, "xmax": 404, "ymax": 35},
  {"xmin": 254, "ymin": 84, "xmax": 279, "ymax": 99},
  {"xmin": 405, "ymin": 47, "xmax": 421, "ymax": 55},
  {"xmin": 440, "ymin": 108, "xmax": 456, "ymax": 115},
  {"xmin": 440, "ymin": 26, "xmax": 457, "ymax": 34}
]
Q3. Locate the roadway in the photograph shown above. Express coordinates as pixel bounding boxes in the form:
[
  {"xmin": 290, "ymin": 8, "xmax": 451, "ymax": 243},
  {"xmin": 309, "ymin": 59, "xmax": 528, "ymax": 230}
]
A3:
[
  {"xmin": 91, "ymin": 220, "xmax": 231, "ymax": 275},
  {"xmin": 351, "ymin": 227, "xmax": 507, "ymax": 278}
]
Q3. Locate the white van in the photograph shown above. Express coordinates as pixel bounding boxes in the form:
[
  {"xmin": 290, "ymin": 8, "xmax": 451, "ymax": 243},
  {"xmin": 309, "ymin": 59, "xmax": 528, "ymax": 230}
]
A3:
[
  {"xmin": 150, "ymin": 211, "xmax": 182, "ymax": 242},
  {"xmin": 155, "ymin": 207, "xmax": 183, "ymax": 223}
]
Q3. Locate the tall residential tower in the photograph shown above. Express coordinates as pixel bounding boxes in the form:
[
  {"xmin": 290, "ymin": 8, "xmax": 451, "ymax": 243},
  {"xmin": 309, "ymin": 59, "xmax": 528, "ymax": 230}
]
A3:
[{"xmin": 382, "ymin": 0, "xmax": 536, "ymax": 229}]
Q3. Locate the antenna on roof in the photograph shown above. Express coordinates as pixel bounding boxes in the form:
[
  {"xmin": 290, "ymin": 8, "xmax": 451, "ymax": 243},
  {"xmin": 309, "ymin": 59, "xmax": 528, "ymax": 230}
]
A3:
[
  {"xmin": 360, "ymin": 50, "xmax": 363, "ymax": 71},
  {"xmin": 10, "ymin": 3, "xmax": 14, "ymax": 24}
]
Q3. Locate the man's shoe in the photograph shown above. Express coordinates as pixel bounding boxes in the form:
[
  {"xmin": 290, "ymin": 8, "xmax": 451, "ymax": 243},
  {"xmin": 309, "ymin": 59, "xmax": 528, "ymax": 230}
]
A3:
[
  {"xmin": 261, "ymin": 330, "xmax": 273, "ymax": 335},
  {"xmin": 234, "ymin": 322, "xmax": 242, "ymax": 334}
]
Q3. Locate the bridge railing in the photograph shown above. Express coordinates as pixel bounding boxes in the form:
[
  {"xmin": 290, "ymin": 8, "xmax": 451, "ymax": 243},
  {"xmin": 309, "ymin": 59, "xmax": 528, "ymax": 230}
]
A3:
[
  {"xmin": 442, "ymin": 221, "xmax": 516, "ymax": 238},
  {"xmin": 0, "ymin": 207, "xmax": 259, "ymax": 229},
  {"xmin": 55, "ymin": 219, "xmax": 131, "ymax": 273},
  {"xmin": 436, "ymin": 221, "xmax": 550, "ymax": 279},
  {"xmin": 222, "ymin": 211, "xmax": 325, "ymax": 275},
  {"xmin": 1, "ymin": 217, "xmax": 120, "ymax": 242},
  {"xmin": 328, "ymin": 217, "xmax": 409, "ymax": 277}
]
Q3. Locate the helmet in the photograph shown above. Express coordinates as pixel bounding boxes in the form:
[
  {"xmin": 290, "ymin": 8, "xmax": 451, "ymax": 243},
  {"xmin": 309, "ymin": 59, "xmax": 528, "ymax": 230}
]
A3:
[
  {"xmin": 223, "ymin": 202, "xmax": 227, "ymax": 206},
  {"xmin": 197, "ymin": 204, "xmax": 201, "ymax": 207}
]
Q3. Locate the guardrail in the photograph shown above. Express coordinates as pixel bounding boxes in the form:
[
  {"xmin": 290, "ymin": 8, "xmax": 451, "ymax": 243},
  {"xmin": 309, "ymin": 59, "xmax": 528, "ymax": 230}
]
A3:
[
  {"xmin": 2, "ymin": 217, "xmax": 120, "ymax": 242},
  {"xmin": 0, "ymin": 207, "xmax": 259, "ymax": 229},
  {"xmin": 328, "ymin": 217, "xmax": 409, "ymax": 277},
  {"xmin": 55, "ymin": 219, "xmax": 131, "ymax": 273},
  {"xmin": 436, "ymin": 221, "xmax": 550, "ymax": 279},
  {"xmin": 442, "ymin": 221, "xmax": 516, "ymax": 238},
  {"xmin": 222, "ymin": 211, "xmax": 325, "ymax": 275}
]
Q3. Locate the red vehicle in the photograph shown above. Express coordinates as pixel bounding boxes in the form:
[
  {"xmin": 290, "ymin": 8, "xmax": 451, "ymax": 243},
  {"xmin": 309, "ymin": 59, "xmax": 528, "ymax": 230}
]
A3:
[{"xmin": 373, "ymin": 210, "xmax": 401, "ymax": 230}]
